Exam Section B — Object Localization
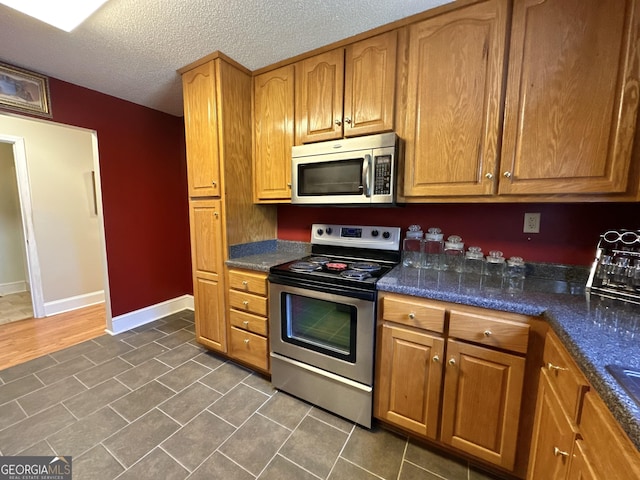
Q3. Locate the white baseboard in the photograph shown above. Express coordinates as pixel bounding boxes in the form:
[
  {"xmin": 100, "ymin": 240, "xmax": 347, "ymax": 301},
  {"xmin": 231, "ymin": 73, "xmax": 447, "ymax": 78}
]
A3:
[
  {"xmin": 108, "ymin": 294, "xmax": 194, "ymax": 335},
  {"xmin": 44, "ymin": 290, "xmax": 105, "ymax": 316},
  {"xmin": 0, "ymin": 280, "xmax": 27, "ymax": 296}
]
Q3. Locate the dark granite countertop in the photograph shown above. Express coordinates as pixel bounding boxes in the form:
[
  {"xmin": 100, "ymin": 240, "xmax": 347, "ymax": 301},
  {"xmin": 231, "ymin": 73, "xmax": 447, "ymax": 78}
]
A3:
[
  {"xmin": 226, "ymin": 240, "xmax": 310, "ymax": 272},
  {"xmin": 378, "ymin": 265, "xmax": 640, "ymax": 450}
]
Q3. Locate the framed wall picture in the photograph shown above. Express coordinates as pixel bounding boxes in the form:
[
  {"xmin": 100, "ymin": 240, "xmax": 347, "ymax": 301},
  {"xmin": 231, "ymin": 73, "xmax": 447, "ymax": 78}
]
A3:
[{"xmin": 0, "ymin": 62, "xmax": 52, "ymax": 117}]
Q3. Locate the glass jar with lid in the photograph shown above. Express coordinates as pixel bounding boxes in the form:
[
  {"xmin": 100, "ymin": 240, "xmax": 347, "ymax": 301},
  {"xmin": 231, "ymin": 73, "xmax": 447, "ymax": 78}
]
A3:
[
  {"xmin": 402, "ymin": 225, "xmax": 424, "ymax": 268},
  {"xmin": 505, "ymin": 256, "xmax": 526, "ymax": 293},
  {"xmin": 441, "ymin": 235, "xmax": 465, "ymax": 272},
  {"xmin": 464, "ymin": 246, "xmax": 484, "ymax": 275},
  {"xmin": 423, "ymin": 227, "xmax": 444, "ymax": 270},
  {"xmin": 483, "ymin": 250, "xmax": 506, "ymax": 290}
]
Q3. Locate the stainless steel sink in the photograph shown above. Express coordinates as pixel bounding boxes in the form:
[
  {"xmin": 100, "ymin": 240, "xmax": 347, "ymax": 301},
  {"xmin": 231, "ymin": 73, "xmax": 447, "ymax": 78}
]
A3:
[{"xmin": 606, "ymin": 365, "xmax": 640, "ymax": 407}]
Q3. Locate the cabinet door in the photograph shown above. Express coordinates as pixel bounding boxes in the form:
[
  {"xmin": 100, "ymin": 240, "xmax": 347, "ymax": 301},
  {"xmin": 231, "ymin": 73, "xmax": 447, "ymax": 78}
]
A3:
[
  {"xmin": 499, "ymin": 0, "xmax": 640, "ymax": 195},
  {"xmin": 253, "ymin": 65, "xmax": 294, "ymax": 202},
  {"xmin": 567, "ymin": 440, "xmax": 599, "ymax": 480},
  {"xmin": 343, "ymin": 31, "xmax": 397, "ymax": 137},
  {"xmin": 402, "ymin": 0, "xmax": 508, "ymax": 197},
  {"xmin": 182, "ymin": 61, "xmax": 221, "ymax": 197},
  {"xmin": 527, "ymin": 370, "xmax": 578, "ymax": 480},
  {"xmin": 295, "ymin": 48, "xmax": 344, "ymax": 143},
  {"xmin": 189, "ymin": 199, "xmax": 223, "ymax": 279},
  {"xmin": 441, "ymin": 339, "xmax": 525, "ymax": 470},
  {"xmin": 194, "ymin": 277, "xmax": 226, "ymax": 352},
  {"xmin": 375, "ymin": 323, "xmax": 444, "ymax": 439}
]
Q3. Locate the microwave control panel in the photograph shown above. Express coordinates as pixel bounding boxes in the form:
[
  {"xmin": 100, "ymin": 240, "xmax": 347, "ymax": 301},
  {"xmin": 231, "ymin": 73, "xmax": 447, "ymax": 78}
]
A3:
[{"xmin": 373, "ymin": 155, "xmax": 392, "ymax": 195}]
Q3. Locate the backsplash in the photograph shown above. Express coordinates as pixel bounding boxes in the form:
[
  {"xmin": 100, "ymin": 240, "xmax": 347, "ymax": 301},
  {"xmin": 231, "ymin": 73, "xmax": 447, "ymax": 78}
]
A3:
[{"xmin": 277, "ymin": 203, "xmax": 640, "ymax": 266}]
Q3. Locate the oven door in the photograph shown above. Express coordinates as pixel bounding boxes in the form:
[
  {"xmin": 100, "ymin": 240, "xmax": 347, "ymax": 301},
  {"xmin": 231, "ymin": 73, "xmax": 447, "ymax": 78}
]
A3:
[{"xmin": 269, "ymin": 279, "xmax": 375, "ymax": 386}]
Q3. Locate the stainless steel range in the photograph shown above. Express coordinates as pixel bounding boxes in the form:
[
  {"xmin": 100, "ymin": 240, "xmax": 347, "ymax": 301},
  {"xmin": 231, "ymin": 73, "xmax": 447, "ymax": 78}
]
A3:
[{"xmin": 269, "ymin": 224, "xmax": 401, "ymax": 427}]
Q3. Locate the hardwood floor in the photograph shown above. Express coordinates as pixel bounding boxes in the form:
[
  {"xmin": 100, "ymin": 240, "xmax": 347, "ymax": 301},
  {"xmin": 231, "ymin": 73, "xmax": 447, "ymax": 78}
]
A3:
[{"xmin": 0, "ymin": 303, "xmax": 106, "ymax": 371}]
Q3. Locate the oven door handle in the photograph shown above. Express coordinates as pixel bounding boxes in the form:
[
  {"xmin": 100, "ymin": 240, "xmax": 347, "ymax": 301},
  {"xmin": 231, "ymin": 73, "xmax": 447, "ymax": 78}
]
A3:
[{"xmin": 268, "ymin": 274, "xmax": 376, "ymax": 301}]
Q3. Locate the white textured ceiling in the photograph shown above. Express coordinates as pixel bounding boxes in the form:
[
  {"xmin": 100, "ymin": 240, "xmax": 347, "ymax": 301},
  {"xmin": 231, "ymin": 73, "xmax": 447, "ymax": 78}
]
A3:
[{"xmin": 0, "ymin": 0, "xmax": 452, "ymax": 117}]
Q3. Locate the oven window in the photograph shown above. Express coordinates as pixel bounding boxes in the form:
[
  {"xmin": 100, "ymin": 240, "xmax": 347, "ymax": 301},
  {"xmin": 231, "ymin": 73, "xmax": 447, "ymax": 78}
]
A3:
[
  {"xmin": 298, "ymin": 158, "xmax": 363, "ymax": 196},
  {"xmin": 282, "ymin": 293, "xmax": 357, "ymax": 362}
]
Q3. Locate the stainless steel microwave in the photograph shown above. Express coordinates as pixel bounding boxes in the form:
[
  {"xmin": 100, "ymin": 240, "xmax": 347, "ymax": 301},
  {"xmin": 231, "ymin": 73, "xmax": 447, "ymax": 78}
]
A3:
[{"xmin": 291, "ymin": 132, "xmax": 398, "ymax": 205}]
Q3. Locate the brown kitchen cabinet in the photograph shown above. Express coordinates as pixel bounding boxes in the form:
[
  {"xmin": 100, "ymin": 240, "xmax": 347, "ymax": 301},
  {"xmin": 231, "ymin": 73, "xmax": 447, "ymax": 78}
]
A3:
[
  {"xmin": 227, "ymin": 268, "xmax": 270, "ymax": 372},
  {"xmin": 189, "ymin": 199, "xmax": 225, "ymax": 352},
  {"xmin": 253, "ymin": 65, "xmax": 295, "ymax": 203},
  {"xmin": 295, "ymin": 30, "xmax": 397, "ymax": 144},
  {"xmin": 180, "ymin": 53, "xmax": 277, "ymax": 359},
  {"xmin": 399, "ymin": 0, "xmax": 509, "ymax": 197},
  {"xmin": 499, "ymin": 0, "xmax": 640, "ymax": 196},
  {"xmin": 375, "ymin": 293, "xmax": 533, "ymax": 475}
]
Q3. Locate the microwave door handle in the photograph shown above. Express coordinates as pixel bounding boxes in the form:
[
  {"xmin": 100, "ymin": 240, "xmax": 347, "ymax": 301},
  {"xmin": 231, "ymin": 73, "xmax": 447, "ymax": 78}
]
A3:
[{"xmin": 363, "ymin": 154, "xmax": 372, "ymax": 197}]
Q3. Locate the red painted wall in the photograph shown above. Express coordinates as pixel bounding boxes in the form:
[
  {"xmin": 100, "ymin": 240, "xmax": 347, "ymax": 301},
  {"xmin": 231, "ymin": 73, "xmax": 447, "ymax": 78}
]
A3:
[
  {"xmin": 278, "ymin": 203, "xmax": 640, "ymax": 266},
  {"xmin": 45, "ymin": 78, "xmax": 191, "ymax": 317}
]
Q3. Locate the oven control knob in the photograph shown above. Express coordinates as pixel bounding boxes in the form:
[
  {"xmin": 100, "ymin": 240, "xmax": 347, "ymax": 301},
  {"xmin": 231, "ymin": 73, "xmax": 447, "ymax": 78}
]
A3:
[
  {"xmin": 326, "ymin": 227, "xmax": 333, "ymax": 235},
  {"xmin": 371, "ymin": 230, "xmax": 379, "ymax": 237},
  {"xmin": 317, "ymin": 228, "xmax": 324, "ymax": 236},
  {"xmin": 382, "ymin": 231, "xmax": 391, "ymax": 239}
]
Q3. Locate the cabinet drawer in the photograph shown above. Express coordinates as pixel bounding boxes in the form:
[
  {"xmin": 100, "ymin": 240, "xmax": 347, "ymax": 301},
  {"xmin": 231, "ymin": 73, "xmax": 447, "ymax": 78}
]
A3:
[
  {"xmin": 381, "ymin": 294, "xmax": 445, "ymax": 333},
  {"xmin": 230, "ymin": 309, "xmax": 268, "ymax": 336},
  {"xmin": 229, "ymin": 290, "xmax": 268, "ymax": 316},
  {"xmin": 228, "ymin": 270, "xmax": 268, "ymax": 296},
  {"xmin": 448, "ymin": 310, "xmax": 530, "ymax": 354},
  {"xmin": 542, "ymin": 331, "xmax": 589, "ymax": 421},
  {"xmin": 229, "ymin": 327, "xmax": 269, "ymax": 371}
]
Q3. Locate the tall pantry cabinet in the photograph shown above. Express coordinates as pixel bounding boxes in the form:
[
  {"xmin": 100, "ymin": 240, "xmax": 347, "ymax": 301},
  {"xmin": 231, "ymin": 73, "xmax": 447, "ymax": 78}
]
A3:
[{"xmin": 180, "ymin": 53, "xmax": 277, "ymax": 355}]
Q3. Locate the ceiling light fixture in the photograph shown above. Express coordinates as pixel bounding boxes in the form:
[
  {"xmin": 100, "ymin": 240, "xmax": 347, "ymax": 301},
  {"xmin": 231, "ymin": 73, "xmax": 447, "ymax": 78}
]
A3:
[{"xmin": 0, "ymin": 0, "xmax": 109, "ymax": 32}]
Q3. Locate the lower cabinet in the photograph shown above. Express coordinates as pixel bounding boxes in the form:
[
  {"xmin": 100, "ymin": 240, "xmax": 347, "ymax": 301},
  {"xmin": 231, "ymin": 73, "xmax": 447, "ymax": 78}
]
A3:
[
  {"xmin": 375, "ymin": 293, "xmax": 531, "ymax": 474},
  {"xmin": 226, "ymin": 268, "xmax": 270, "ymax": 372},
  {"xmin": 193, "ymin": 277, "xmax": 226, "ymax": 352}
]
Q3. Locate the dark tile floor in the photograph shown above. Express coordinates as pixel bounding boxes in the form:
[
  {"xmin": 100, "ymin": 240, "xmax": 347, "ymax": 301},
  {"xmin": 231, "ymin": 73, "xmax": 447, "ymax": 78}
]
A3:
[{"xmin": 0, "ymin": 310, "xmax": 503, "ymax": 480}]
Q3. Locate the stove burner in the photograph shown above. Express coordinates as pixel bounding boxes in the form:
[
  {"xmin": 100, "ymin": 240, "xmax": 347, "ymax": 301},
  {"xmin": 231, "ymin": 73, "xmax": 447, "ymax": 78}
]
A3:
[
  {"xmin": 325, "ymin": 262, "xmax": 348, "ymax": 272},
  {"xmin": 289, "ymin": 261, "xmax": 322, "ymax": 273},
  {"xmin": 340, "ymin": 269, "xmax": 372, "ymax": 281},
  {"xmin": 309, "ymin": 256, "xmax": 332, "ymax": 265},
  {"xmin": 351, "ymin": 262, "xmax": 381, "ymax": 273}
]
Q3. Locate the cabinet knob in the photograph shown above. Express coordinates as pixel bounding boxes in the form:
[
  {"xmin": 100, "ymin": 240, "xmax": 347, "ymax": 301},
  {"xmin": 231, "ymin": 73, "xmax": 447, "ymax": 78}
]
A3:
[
  {"xmin": 335, "ymin": 119, "xmax": 342, "ymax": 126},
  {"xmin": 244, "ymin": 338, "xmax": 250, "ymax": 344},
  {"xmin": 242, "ymin": 300, "xmax": 249, "ymax": 307},
  {"xmin": 553, "ymin": 446, "xmax": 569, "ymax": 458},
  {"xmin": 448, "ymin": 358, "xmax": 456, "ymax": 366},
  {"xmin": 213, "ymin": 211, "xmax": 219, "ymax": 218},
  {"xmin": 547, "ymin": 362, "xmax": 568, "ymax": 372},
  {"xmin": 212, "ymin": 180, "xmax": 217, "ymax": 186},
  {"xmin": 242, "ymin": 280, "xmax": 249, "ymax": 288},
  {"xmin": 287, "ymin": 183, "xmax": 292, "ymax": 188},
  {"xmin": 243, "ymin": 320, "xmax": 249, "ymax": 327},
  {"xmin": 408, "ymin": 312, "xmax": 415, "ymax": 320},
  {"xmin": 432, "ymin": 355, "xmax": 440, "ymax": 363},
  {"xmin": 344, "ymin": 117, "xmax": 352, "ymax": 124},
  {"xmin": 484, "ymin": 330, "xmax": 492, "ymax": 337},
  {"xmin": 485, "ymin": 172, "xmax": 493, "ymax": 179},
  {"xmin": 503, "ymin": 171, "xmax": 512, "ymax": 178}
]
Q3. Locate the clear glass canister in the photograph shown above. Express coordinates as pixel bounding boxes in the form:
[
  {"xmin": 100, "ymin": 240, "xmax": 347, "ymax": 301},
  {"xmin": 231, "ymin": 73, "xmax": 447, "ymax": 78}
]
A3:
[
  {"xmin": 402, "ymin": 225, "xmax": 424, "ymax": 268},
  {"xmin": 423, "ymin": 227, "xmax": 444, "ymax": 270},
  {"xmin": 483, "ymin": 250, "xmax": 506, "ymax": 290},
  {"xmin": 505, "ymin": 256, "xmax": 526, "ymax": 293},
  {"xmin": 441, "ymin": 235, "xmax": 465, "ymax": 272},
  {"xmin": 464, "ymin": 246, "xmax": 484, "ymax": 275}
]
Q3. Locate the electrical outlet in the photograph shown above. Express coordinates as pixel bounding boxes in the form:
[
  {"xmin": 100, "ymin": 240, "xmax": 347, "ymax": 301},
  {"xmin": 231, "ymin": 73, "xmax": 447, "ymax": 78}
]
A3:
[{"xmin": 523, "ymin": 213, "xmax": 541, "ymax": 234}]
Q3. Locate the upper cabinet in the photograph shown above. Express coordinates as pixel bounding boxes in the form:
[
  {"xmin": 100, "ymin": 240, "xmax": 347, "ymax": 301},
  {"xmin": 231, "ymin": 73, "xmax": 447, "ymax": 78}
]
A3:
[
  {"xmin": 182, "ymin": 62, "xmax": 221, "ymax": 198},
  {"xmin": 295, "ymin": 31, "xmax": 397, "ymax": 144},
  {"xmin": 253, "ymin": 65, "xmax": 295, "ymax": 203},
  {"xmin": 401, "ymin": 0, "xmax": 509, "ymax": 197},
  {"xmin": 499, "ymin": 0, "xmax": 640, "ymax": 196}
]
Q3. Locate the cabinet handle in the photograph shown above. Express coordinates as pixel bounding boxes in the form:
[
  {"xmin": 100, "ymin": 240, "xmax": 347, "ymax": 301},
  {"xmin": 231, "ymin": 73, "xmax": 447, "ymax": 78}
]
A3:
[
  {"xmin": 448, "ymin": 358, "xmax": 456, "ymax": 366},
  {"xmin": 212, "ymin": 180, "xmax": 217, "ymax": 186},
  {"xmin": 408, "ymin": 312, "xmax": 415, "ymax": 320},
  {"xmin": 484, "ymin": 330, "xmax": 492, "ymax": 337},
  {"xmin": 503, "ymin": 171, "xmax": 512, "ymax": 178},
  {"xmin": 344, "ymin": 117, "xmax": 352, "ymax": 124},
  {"xmin": 213, "ymin": 211, "xmax": 219, "ymax": 218},
  {"xmin": 335, "ymin": 119, "xmax": 342, "ymax": 126},
  {"xmin": 553, "ymin": 446, "xmax": 569, "ymax": 458},
  {"xmin": 242, "ymin": 300, "xmax": 249, "ymax": 307},
  {"xmin": 485, "ymin": 172, "xmax": 493, "ymax": 179},
  {"xmin": 243, "ymin": 320, "xmax": 249, "ymax": 327},
  {"xmin": 242, "ymin": 280, "xmax": 249, "ymax": 288},
  {"xmin": 547, "ymin": 362, "xmax": 568, "ymax": 372},
  {"xmin": 244, "ymin": 338, "xmax": 250, "ymax": 344},
  {"xmin": 432, "ymin": 355, "xmax": 440, "ymax": 363},
  {"xmin": 287, "ymin": 182, "xmax": 292, "ymax": 188}
]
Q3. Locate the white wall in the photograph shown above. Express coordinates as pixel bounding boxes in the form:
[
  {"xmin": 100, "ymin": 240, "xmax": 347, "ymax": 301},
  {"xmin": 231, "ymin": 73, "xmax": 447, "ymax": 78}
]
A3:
[
  {"xmin": 0, "ymin": 114, "xmax": 104, "ymax": 310},
  {"xmin": 0, "ymin": 142, "xmax": 27, "ymax": 294}
]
